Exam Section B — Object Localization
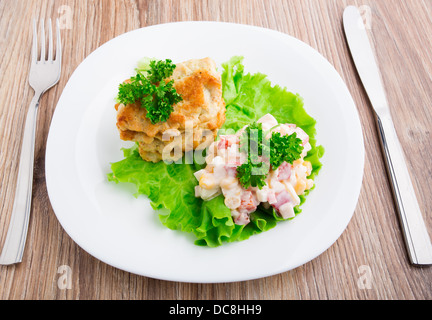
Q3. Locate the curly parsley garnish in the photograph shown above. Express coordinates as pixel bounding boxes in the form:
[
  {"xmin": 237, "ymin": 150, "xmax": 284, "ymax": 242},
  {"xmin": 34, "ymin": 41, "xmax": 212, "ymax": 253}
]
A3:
[
  {"xmin": 237, "ymin": 160, "xmax": 269, "ymax": 189},
  {"xmin": 236, "ymin": 121, "xmax": 304, "ymax": 189},
  {"xmin": 117, "ymin": 59, "xmax": 183, "ymax": 124},
  {"xmin": 269, "ymin": 132, "xmax": 304, "ymax": 169},
  {"xmin": 147, "ymin": 59, "xmax": 177, "ymax": 83}
]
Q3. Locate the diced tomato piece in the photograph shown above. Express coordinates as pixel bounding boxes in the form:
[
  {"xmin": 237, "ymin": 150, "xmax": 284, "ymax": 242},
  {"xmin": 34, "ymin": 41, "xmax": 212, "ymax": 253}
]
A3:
[{"xmin": 217, "ymin": 135, "xmax": 238, "ymax": 150}]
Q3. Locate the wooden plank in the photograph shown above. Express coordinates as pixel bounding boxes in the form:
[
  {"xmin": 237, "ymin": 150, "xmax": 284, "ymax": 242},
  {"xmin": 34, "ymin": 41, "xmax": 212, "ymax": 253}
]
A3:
[{"xmin": 0, "ymin": 0, "xmax": 431, "ymax": 300}]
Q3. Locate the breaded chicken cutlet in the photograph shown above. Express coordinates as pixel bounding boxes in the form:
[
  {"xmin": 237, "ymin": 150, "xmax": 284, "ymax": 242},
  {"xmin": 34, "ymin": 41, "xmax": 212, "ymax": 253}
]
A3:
[{"xmin": 115, "ymin": 57, "xmax": 226, "ymax": 162}]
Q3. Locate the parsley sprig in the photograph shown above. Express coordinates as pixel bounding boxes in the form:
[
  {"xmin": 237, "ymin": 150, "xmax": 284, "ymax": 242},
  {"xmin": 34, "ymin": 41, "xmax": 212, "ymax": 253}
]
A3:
[
  {"xmin": 236, "ymin": 161, "xmax": 269, "ymax": 189},
  {"xmin": 236, "ymin": 121, "xmax": 304, "ymax": 189},
  {"xmin": 117, "ymin": 59, "xmax": 183, "ymax": 124},
  {"xmin": 269, "ymin": 132, "xmax": 304, "ymax": 169}
]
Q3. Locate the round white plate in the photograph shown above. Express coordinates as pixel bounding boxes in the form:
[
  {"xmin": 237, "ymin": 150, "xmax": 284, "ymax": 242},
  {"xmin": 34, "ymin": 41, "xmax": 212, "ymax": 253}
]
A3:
[{"xmin": 46, "ymin": 22, "xmax": 364, "ymax": 283}]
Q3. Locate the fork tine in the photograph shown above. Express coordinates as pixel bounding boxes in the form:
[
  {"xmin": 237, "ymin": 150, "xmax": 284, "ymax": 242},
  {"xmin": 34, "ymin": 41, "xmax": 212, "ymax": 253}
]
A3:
[
  {"xmin": 32, "ymin": 19, "xmax": 37, "ymax": 63},
  {"xmin": 40, "ymin": 19, "xmax": 45, "ymax": 61},
  {"xmin": 47, "ymin": 18, "xmax": 53, "ymax": 61},
  {"xmin": 55, "ymin": 18, "xmax": 61, "ymax": 62}
]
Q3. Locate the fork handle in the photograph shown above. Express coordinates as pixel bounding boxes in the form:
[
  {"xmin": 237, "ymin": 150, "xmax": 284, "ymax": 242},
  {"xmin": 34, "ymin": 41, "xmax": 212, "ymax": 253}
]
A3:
[
  {"xmin": 0, "ymin": 92, "xmax": 41, "ymax": 265},
  {"xmin": 377, "ymin": 114, "xmax": 432, "ymax": 265}
]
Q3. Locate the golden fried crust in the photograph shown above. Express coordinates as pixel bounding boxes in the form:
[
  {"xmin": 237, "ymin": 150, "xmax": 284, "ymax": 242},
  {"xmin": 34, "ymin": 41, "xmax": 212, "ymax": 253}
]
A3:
[{"xmin": 115, "ymin": 57, "xmax": 226, "ymax": 162}]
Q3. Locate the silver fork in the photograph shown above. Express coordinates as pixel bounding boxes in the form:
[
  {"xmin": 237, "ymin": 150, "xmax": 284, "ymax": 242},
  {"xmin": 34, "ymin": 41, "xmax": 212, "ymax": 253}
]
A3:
[{"xmin": 0, "ymin": 19, "xmax": 62, "ymax": 265}]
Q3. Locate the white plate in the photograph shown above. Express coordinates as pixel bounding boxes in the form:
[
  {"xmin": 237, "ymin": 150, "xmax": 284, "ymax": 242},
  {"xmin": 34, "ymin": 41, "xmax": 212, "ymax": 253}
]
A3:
[{"xmin": 46, "ymin": 22, "xmax": 364, "ymax": 283}]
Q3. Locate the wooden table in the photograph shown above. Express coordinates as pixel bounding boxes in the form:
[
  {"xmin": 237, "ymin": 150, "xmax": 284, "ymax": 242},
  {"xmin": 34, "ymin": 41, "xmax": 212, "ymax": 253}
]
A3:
[{"xmin": 1, "ymin": 0, "xmax": 431, "ymax": 300}]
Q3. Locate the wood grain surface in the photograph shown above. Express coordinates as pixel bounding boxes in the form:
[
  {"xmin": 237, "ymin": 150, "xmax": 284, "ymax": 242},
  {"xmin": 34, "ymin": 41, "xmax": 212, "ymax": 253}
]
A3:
[{"xmin": 1, "ymin": 0, "xmax": 432, "ymax": 300}]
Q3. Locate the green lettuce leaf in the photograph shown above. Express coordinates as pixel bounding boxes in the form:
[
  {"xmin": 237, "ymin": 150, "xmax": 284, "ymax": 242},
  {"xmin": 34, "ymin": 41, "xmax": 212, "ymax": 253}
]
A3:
[
  {"xmin": 108, "ymin": 145, "xmax": 235, "ymax": 247},
  {"xmin": 107, "ymin": 56, "xmax": 324, "ymax": 247}
]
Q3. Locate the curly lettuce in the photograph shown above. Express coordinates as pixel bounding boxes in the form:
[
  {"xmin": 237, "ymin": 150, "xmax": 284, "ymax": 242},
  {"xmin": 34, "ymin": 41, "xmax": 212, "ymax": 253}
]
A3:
[{"xmin": 108, "ymin": 56, "xmax": 324, "ymax": 247}]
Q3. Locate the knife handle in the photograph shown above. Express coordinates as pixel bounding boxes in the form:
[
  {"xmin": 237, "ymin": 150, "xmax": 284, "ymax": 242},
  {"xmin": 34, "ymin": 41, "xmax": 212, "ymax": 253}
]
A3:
[{"xmin": 377, "ymin": 114, "xmax": 432, "ymax": 265}]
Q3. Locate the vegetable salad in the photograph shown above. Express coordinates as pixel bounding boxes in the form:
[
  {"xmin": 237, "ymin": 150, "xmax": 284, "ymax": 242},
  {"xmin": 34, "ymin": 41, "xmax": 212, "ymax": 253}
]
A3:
[{"xmin": 195, "ymin": 114, "xmax": 314, "ymax": 225}]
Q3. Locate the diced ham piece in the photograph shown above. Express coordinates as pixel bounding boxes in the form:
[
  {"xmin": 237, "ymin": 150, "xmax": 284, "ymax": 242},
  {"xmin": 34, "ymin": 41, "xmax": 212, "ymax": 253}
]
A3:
[
  {"xmin": 277, "ymin": 162, "xmax": 291, "ymax": 181},
  {"xmin": 267, "ymin": 190, "xmax": 277, "ymax": 205},
  {"xmin": 271, "ymin": 191, "xmax": 292, "ymax": 212},
  {"xmin": 225, "ymin": 166, "xmax": 238, "ymax": 178},
  {"xmin": 233, "ymin": 191, "xmax": 259, "ymax": 225},
  {"xmin": 234, "ymin": 210, "xmax": 250, "ymax": 225},
  {"xmin": 295, "ymin": 128, "xmax": 310, "ymax": 146}
]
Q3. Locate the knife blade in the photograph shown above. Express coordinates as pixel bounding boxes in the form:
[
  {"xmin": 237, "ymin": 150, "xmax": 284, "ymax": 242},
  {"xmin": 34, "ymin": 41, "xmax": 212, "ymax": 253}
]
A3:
[{"xmin": 343, "ymin": 5, "xmax": 432, "ymax": 266}]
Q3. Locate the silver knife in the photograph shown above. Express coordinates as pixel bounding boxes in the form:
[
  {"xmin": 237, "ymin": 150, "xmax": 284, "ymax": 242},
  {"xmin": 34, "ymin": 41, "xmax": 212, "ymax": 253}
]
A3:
[{"xmin": 343, "ymin": 6, "xmax": 432, "ymax": 266}]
